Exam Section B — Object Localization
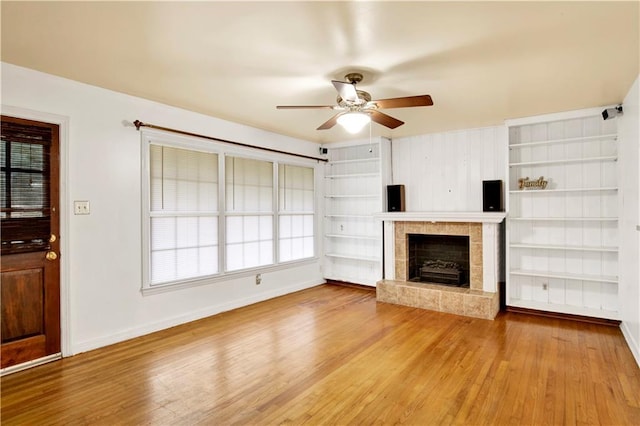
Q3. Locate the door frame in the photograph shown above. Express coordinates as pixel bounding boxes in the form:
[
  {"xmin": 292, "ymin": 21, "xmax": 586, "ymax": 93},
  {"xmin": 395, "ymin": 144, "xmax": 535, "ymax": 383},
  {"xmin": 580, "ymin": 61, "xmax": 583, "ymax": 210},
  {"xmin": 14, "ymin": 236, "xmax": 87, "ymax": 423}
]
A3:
[{"xmin": 1, "ymin": 104, "xmax": 71, "ymax": 364}]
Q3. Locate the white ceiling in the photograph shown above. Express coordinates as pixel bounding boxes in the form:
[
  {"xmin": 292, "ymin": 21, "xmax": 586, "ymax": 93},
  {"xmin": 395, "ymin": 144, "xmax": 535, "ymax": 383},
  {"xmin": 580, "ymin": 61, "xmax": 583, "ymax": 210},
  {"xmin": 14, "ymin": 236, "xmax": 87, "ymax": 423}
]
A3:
[{"xmin": 1, "ymin": 1, "xmax": 638, "ymax": 144}]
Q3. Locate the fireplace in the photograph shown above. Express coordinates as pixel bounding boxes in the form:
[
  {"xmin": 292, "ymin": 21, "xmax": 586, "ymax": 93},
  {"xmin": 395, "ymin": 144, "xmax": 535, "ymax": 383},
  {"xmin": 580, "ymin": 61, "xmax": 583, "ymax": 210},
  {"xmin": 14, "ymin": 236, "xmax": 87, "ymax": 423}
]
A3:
[
  {"xmin": 375, "ymin": 214, "xmax": 505, "ymax": 320},
  {"xmin": 407, "ymin": 234, "xmax": 470, "ymax": 287},
  {"xmin": 392, "ymin": 221, "xmax": 483, "ymax": 290}
]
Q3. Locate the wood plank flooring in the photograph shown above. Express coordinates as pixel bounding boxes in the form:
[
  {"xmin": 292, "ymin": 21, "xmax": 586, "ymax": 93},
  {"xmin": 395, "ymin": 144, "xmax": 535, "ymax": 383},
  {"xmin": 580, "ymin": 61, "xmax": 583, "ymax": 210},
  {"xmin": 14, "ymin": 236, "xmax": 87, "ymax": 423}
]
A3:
[{"xmin": 2, "ymin": 284, "xmax": 639, "ymax": 425}]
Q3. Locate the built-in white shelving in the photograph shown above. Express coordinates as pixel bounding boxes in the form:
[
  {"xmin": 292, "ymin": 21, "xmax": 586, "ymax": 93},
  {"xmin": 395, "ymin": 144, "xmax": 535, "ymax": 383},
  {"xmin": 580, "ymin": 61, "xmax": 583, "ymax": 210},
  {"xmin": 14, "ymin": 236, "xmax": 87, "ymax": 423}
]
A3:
[
  {"xmin": 509, "ymin": 217, "xmax": 618, "ymax": 221},
  {"xmin": 509, "ymin": 243, "xmax": 617, "ymax": 252},
  {"xmin": 509, "ymin": 187, "xmax": 618, "ymax": 194},
  {"xmin": 510, "ymin": 270, "xmax": 618, "ymax": 284},
  {"xmin": 507, "ymin": 299, "xmax": 618, "ymax": 319},
  {"xmin": 325, "ymin": 214, "xmax": 372, "ymax": 219},
  {"xmin": 505, "ymin": 109, "xmax": 619, "ymax": 319},
  {"xmin": 326, "ymin": 173, "xmax": 379, "ymax": 179},
  {"xmin": 328, "ymin": 158, "xmax": 380, "ymax": 165},
  {"xmin": 325, "ymin": 234, "xmax": 379, "ymax": 241},
  {"xmin": 509, "ymin": 133, "xmax": 617, "ymax": 149},
  {"xmin": 322, "ymin": 138, "xmax": 390, "ymax": 286},
  {"xmin": 325, "ymin": 194, "xmax": 379, "ymax": 198},
  {"xmin": 325, "ymin": 253, "xmax": 380, "ymax": 262},
  {"xmin": 509, "ymin": 155, "xmax": 617, "ymax": 167}
]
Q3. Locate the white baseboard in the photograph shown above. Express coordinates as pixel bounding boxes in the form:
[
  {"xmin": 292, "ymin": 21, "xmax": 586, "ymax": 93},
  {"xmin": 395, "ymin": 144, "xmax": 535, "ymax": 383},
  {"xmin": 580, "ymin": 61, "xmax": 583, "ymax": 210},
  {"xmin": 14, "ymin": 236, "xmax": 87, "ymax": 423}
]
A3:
[
  {"xmin": 71, "ymin": 279, "xmax": 324, "ymax": 355},
  {"xmin": 620, "ymin": 322, "xmax": 640, "ymax": 369}
]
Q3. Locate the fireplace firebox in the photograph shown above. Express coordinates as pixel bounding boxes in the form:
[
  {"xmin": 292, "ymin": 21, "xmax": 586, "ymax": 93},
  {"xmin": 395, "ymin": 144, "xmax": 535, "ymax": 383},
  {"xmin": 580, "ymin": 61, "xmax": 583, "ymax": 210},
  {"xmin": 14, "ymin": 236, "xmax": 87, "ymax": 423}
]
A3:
[{"xmin": 407, "ymin": 234, "xmax": 470, "ymax": 287}]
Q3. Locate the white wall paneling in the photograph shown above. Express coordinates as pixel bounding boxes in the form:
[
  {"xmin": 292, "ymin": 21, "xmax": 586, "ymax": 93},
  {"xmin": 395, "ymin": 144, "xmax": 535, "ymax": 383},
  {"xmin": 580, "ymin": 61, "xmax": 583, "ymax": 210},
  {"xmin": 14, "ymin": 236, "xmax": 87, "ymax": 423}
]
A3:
[
  {"xmin": 391, "ymin": 126, "xmax": 507, "ymax": 212},
  {"xmin": 505, "ymin": 109, "xmax": 620, "ymax": 319}
]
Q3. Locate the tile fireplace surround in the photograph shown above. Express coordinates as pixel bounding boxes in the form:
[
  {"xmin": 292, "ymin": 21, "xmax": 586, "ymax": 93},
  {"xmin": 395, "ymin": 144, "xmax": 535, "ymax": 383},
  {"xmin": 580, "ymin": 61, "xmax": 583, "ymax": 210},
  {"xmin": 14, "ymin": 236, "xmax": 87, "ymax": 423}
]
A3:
[{"xmin": 375, "ymin": 212, "xmax": 505, "ymax": 320}]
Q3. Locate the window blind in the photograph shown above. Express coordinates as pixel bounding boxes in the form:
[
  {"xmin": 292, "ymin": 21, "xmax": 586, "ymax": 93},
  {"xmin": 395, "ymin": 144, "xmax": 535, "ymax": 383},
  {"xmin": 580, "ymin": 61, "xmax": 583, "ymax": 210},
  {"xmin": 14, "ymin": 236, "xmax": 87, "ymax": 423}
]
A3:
[
  {"xmin": 0, "ymin": 119, "xmax": 52, "ymax": 254},
  {"xmin": 149, "ymin": 145, "xmax": 219, "ymax": 284},
  {"xmin": 278, "ymin": 164, "xmax": 314, "ymax": 262},
  {"xmin": 225, "ymin": 156, "xmax": 274, "ymax": 271}
]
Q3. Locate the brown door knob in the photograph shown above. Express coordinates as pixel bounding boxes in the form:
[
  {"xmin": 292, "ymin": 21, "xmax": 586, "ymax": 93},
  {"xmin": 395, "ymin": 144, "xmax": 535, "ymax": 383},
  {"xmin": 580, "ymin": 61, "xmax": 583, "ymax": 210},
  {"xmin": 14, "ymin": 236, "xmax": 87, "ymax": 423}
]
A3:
[{"xmin": 45, "ymin": 251, "xmax": 58, "ymax": 261}]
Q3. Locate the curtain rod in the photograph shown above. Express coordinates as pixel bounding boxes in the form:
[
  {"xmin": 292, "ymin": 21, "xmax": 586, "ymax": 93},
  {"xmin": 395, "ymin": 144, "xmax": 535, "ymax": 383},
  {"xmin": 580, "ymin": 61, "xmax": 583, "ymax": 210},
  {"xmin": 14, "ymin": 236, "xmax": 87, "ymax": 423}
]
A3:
[{"xmin": 133, "ymin": 120, "xmax": 328, "ymax": 163}]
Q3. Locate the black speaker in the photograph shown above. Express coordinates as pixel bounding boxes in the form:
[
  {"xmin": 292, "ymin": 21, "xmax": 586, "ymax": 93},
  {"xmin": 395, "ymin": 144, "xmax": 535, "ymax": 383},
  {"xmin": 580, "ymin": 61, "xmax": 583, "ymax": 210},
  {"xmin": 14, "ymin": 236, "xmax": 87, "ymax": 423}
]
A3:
[
  {"xmin": 483, "ymin": 180, "xmax": 503, "ymax": 212},
  {"xmin": 387, "ymin": 185, "xmax": 405, "ymax": 212}
]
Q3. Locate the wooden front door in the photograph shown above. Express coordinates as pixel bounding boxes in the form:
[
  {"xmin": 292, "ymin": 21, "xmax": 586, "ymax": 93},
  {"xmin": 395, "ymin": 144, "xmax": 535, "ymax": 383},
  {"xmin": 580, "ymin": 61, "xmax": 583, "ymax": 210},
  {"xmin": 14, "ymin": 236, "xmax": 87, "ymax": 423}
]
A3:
[{"xmin": 1, "ymin": 115, "xmax": 61, "ymax": 369}]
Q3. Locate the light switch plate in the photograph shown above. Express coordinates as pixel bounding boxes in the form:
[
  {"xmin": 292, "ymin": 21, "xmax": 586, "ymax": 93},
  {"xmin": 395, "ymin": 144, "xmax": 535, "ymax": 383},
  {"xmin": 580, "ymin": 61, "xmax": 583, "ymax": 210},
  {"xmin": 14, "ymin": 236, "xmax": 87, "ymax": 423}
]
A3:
[{"xmin": 74, "ymin": 200, "xmax": 90, "ymax": 215}]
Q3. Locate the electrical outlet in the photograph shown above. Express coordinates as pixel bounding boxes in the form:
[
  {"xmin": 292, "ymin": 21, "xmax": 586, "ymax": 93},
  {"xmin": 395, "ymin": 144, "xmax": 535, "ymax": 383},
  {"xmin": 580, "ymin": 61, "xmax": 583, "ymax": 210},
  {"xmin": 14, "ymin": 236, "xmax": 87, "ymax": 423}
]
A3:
[
  {"xmin": 255, "ymin": 274, "xmax": 261, "ymax": 285},
  {"xmin": 74, "ymin": 200, "xmax": 90, "ymax": 215}
]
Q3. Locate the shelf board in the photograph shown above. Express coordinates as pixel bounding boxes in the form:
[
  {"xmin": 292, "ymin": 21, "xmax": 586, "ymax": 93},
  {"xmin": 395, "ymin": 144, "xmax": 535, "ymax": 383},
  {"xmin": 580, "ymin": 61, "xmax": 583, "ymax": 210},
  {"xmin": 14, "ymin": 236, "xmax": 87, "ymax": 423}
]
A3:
[
  {"xmin": 325, "ymin": 194, "xmax": 379, "ymax": 199},
  {"xmin": 509, "ymin": 156, "xmax": 617, "ymax": 167},
  {"xmin": 509, "ymin": 133, "xmax": 617, "ymax": 149},
  {"xmin": 325, "ymin": 173, "xmax": 379, "ymax": 179},
  {"xmin": 325, "ymin": 234, "xmax": 380, "ymax": 241},
  {"xmin": 509, "ymin": 187, "xmax": 618, "ymax": 194},
  {"xmin": 325, "ymin": 214, "xmax": 373, "ymax": 219},
  {"xmin": 323, "ymin": 274, "xmax": 378, "ymax": 287},
  {"xmin": 328, "ymin": 158, "xmax": 379, "ymax": 165},
  {"xmin": 510, "ymin": 269, "xmax": 618, "ymax": 283},
  {"xmin": 508, "ymin": 217, "xmax": 618, "ymax": 222},
  {"xmin": 509, "ymin": 243, "xmax": 618, "ymax": 252},
  {"xmin": 325, "ymin": 253, "xmax": 380, "ymax": 262},
  {"xmin": 506, "ymin": 299, "xmax": 619, "ymax": 320}
]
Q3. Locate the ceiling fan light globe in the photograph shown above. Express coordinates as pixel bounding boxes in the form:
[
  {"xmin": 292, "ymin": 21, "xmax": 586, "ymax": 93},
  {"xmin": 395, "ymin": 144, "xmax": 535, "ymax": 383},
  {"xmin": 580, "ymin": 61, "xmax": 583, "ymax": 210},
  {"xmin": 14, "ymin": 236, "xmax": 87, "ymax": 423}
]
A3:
[{"xmin": 337, "ymin": 112, "xmax": 370, "ymax": 134}]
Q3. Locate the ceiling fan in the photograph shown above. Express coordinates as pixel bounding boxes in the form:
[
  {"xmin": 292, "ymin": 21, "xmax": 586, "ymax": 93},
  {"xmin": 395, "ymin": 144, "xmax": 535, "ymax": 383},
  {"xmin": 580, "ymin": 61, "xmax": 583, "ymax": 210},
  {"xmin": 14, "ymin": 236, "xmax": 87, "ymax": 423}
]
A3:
[{"xmin": 276, "ymin": 72, "xmax": 433, "ymax": 133}]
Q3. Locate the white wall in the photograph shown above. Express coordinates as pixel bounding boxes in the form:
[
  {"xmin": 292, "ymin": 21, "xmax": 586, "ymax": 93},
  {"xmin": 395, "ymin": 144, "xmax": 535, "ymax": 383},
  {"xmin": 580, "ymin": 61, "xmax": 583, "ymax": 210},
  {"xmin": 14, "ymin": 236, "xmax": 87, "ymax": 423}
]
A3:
[
  {"xmin": 390, "ymin": 126, "xmax": 507, "ymax": 211},
  {"xmin": 1, "ymin": 63, "xmax": 325, "ymax": 355},
  {"xmin": 619, "ymin": 74, "xmax": 640, "ymax": 367}
]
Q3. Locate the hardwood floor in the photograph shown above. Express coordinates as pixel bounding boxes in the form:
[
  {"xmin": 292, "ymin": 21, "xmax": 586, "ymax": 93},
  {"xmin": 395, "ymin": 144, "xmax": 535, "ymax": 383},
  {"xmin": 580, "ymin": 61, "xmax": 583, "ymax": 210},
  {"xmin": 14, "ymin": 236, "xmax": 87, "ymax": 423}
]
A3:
[{"xmin": 2, "ymin": 284, "xmax": 639, "ymax": 425}]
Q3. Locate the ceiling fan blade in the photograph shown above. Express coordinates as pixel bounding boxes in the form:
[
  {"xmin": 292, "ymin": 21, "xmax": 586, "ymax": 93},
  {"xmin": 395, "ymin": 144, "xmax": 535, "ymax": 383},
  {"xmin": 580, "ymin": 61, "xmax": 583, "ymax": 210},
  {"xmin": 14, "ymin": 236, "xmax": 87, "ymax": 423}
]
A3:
[
  {"xmin": 317, "ymin": 113, "xmax": 341, "ymax": 130},
  {"xmin": 373, "ymin": 95, "xmax": 433, "ymax": 109},
  {"xmin": 370, "ymin": 110, "xmax": 404, "ymax": 129},
  {"xmin": 276, "ymin": 105, "xmax": 335, "ymax": 109},
  {"xmin": 332, "ymin": 80, "xmax": 359, "ymax": 102}
]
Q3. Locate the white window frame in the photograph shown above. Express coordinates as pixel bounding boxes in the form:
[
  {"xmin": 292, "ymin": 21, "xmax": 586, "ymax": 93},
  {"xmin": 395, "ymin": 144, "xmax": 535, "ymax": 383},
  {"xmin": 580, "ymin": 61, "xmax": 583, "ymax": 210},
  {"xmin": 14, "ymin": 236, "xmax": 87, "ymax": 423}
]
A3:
[{"xmin": 141, "ymin": 129, "xmax": 319, "ymax": 295}]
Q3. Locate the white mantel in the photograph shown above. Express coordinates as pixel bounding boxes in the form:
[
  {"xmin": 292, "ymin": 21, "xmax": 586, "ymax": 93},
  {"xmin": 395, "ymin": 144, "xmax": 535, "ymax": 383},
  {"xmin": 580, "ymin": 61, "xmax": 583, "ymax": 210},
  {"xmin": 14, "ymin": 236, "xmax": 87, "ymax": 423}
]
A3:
[{"xmin": 374, "ymin": 211, "xmax": 506, "ymax": 223}]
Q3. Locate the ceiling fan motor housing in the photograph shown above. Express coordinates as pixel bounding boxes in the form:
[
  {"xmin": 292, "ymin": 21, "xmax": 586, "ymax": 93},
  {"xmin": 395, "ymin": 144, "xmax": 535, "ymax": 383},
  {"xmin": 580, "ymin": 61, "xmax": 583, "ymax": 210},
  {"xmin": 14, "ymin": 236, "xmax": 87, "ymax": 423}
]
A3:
[
  {"xmin": 337, "ymin": 90, "xmax": 372, "ymax": 107},
  {"xmin": 344, "ymin": 72, "xmax": 364, "ymax": 84}
]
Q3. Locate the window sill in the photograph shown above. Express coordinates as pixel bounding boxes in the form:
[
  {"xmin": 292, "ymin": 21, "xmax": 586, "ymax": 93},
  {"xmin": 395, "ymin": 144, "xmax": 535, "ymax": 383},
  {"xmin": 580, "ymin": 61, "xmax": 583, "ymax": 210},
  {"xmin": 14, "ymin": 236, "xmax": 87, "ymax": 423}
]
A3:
[{"xmin": 141, "ymin": 257, "xmax": 320, "ymax": 296}]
